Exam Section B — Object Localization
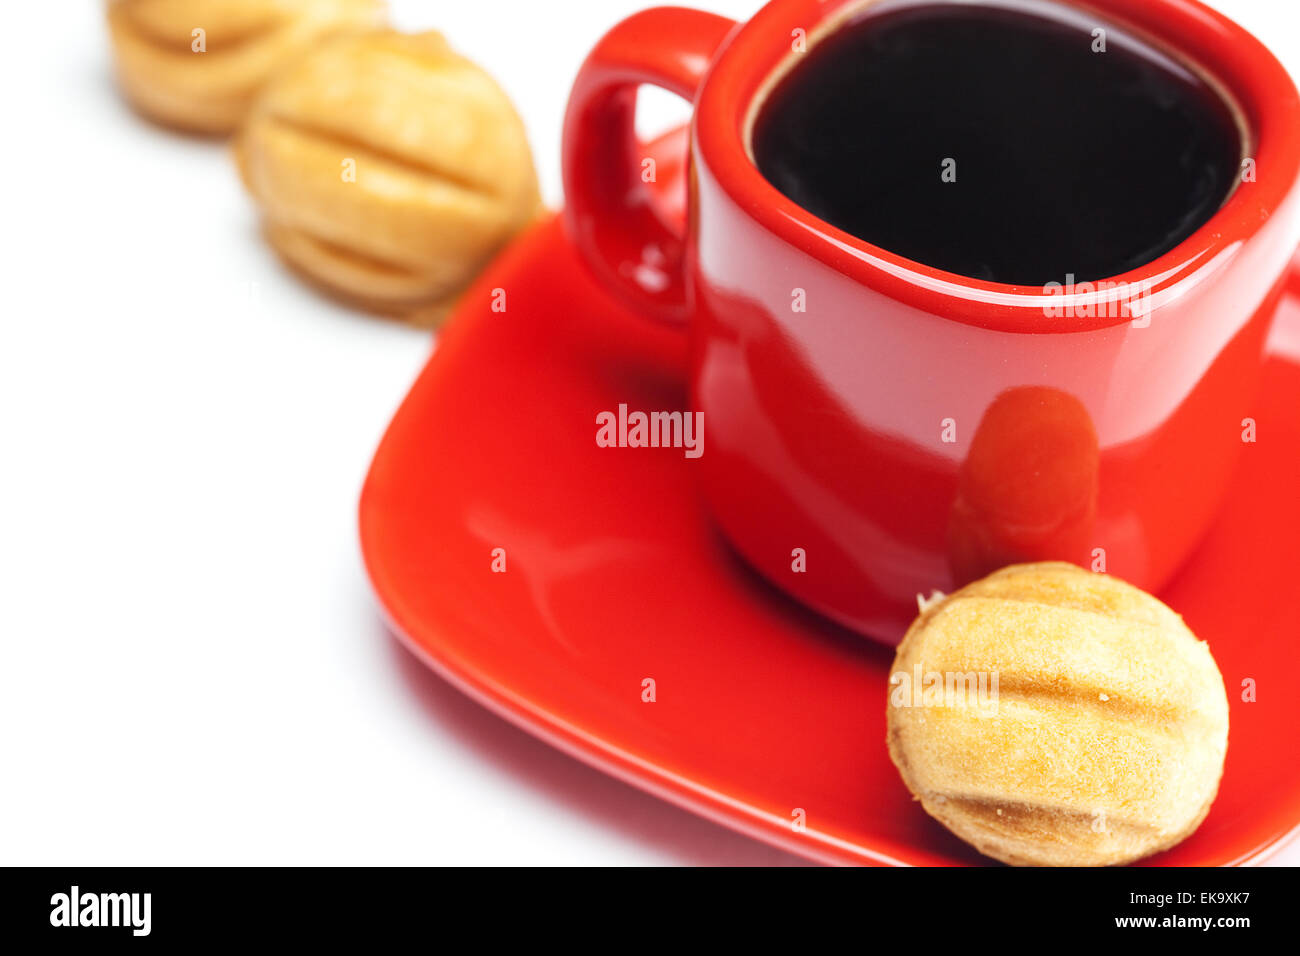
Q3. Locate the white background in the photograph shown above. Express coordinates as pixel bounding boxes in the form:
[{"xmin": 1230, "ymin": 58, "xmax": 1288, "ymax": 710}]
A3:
[{"xmin": 2, "ymin": 0, "xmax": 1296, "ymax": 866}]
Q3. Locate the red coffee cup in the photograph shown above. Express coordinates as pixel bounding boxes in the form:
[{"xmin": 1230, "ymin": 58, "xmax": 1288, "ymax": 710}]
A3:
[{"xmin": 563, "ymin": 0, "xmax": 1300, "ymax": 642}]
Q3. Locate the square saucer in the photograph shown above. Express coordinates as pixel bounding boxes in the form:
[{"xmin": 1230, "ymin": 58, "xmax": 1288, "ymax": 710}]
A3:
[{"xmin": 360, "ymin": 131, "xmax": 1300, "ymax": 866}]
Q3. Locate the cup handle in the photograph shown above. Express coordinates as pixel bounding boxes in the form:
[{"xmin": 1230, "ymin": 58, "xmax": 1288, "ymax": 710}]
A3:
[{"xmin": 562, "ymin": 8, "xmax": 737, "ymax": 325}]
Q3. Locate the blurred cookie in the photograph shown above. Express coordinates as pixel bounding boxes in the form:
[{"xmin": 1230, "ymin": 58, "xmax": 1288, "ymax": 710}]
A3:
[{"xmin": 107, "ymin": 0, "xmax": 387, "ymax": 134}]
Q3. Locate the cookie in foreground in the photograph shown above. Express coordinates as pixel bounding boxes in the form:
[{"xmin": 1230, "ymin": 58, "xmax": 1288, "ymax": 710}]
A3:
[{"xmin": 886, "ymin": 562, "xmax": 1229, "ymax": 866}]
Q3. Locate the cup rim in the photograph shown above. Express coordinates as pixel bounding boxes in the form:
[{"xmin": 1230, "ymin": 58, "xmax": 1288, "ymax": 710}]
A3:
[{"xmin": 693, "ymin": 0, "xmax": 1300, "ymax": 333}]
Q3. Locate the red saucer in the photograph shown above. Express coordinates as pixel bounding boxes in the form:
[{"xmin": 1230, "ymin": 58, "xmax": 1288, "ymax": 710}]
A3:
[{"xmin": 360, "ymin": 129, "xmax": 1300, "ymax": 866}]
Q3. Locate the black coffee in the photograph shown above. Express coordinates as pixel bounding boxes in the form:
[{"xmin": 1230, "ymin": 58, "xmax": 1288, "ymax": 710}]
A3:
[{"xmin": 752, "ymin": 1, "xmax": 1241, "ymax": 286}]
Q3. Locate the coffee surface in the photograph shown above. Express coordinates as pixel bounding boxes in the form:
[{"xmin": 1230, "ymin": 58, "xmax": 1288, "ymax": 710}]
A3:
[{"xmin": 751, "ymin": 1, "xmax": 1241, "ymax": 286}]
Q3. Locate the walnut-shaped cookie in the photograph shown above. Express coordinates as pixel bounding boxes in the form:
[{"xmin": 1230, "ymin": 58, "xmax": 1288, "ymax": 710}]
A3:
[
  {"xmin": 234, "ymin": 29, "xmax": 542, "ymax": 322},
  {"xmin": 107, "ymin": 0, "xmax": 387, "ymax": 134},
  {"xmin": 887, "ymin": 562, "xmax": 1229, "ymax": 866}
]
